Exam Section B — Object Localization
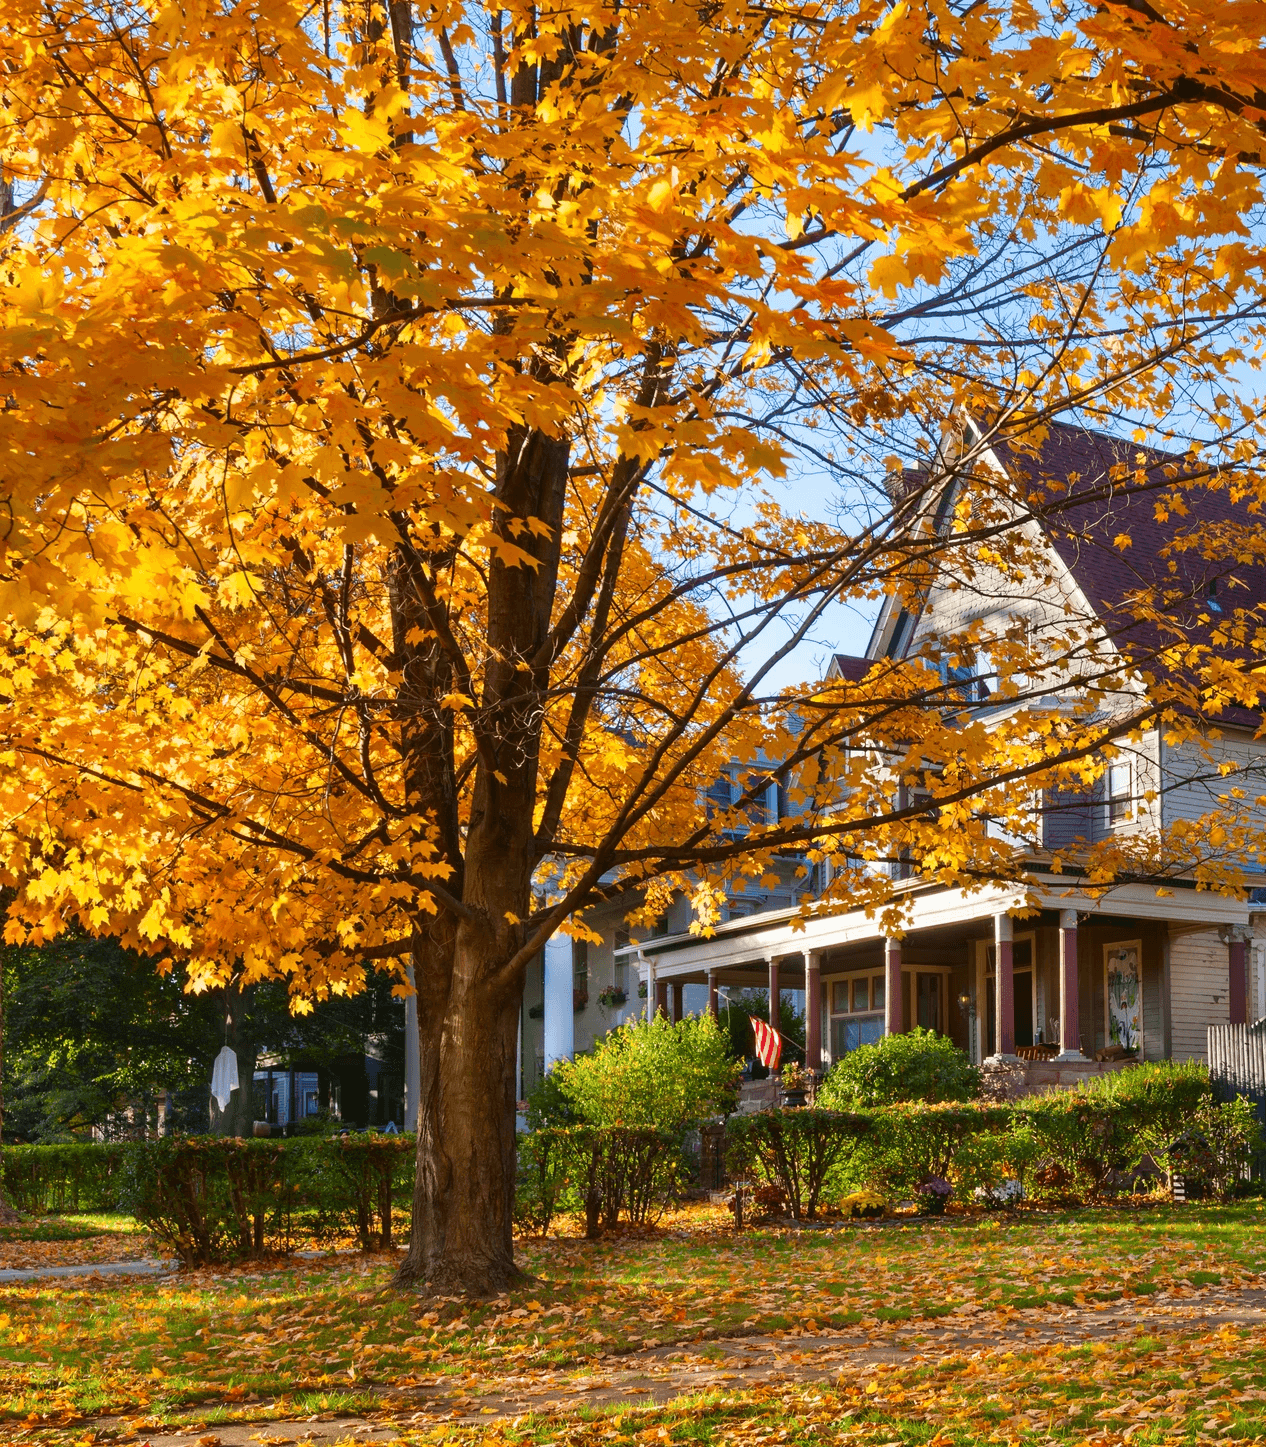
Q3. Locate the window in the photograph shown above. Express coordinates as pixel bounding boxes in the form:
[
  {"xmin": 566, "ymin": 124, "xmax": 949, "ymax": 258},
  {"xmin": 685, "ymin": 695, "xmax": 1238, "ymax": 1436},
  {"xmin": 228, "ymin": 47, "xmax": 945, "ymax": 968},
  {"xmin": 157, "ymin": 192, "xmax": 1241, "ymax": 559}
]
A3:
[
  {"xmin": 1106, "ymin": 760, "xmax": 1133, "ymax": 825},
  {"xmin": 943, "ymin": 652, "xmax": 993, "ymax": 704},
  {"xmin": 572, "ymin": 940, "xmax": 589, "ymax": 989},
  {"xmin": 705, "ymin": 774, "xmax": 735, "ymax": 818},
  {"xmin": 829, "ymin": 970, "xmax": 885, "ymax": 1057}
]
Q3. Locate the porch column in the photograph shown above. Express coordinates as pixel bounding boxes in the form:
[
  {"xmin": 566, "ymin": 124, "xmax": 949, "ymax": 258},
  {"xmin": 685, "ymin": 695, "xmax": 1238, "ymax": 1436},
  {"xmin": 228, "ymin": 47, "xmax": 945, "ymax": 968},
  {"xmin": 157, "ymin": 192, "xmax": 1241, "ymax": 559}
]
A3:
[
  {"xmin": 1229, "ymin": 937, "xmax": 1248, "ymax": 1026},
  {"xmin": 767, "ymin": 954, "xmax": 781, "ymax": 1034},
  {"xmin": 884, "ymin": 938, "xmax": 903, "ymax": 1035},
  {"xmin": 641, "ymin": 952, "xmax": 656, "ymax": 1023},
  {"xmin": 805, "ymin": 950, "xmax": 822, "ymax": 1073},
  {"xmin": 707, "ymin": 969, "xmax": 719, "ymax": 1018},
  {"xmin": 671, "ymin": 981, "xmax": 684, "ymax": 1024},
  {"xmin": 655, "ymin": 979, "xmax": 669, "ymax": 1018},
  {"xmin": 991, "ymin": 914, "xmax": 1017, "ymax": 1060},
  {"xmin": 543, "ymin": 932, "xmax": 574, "ymax": 1070},
  {"xmin": 1057, "ymin": 909, "xmax": 1083, "ymax": 1059}
]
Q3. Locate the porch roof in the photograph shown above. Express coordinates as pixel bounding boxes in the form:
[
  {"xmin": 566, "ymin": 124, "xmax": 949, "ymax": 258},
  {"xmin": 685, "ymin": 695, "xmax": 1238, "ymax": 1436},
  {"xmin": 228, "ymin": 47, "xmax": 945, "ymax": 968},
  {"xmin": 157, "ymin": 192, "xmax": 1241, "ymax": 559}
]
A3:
[{"xmin": 614, "ymin": 874, "xmax": 1251, "ymax": 982}]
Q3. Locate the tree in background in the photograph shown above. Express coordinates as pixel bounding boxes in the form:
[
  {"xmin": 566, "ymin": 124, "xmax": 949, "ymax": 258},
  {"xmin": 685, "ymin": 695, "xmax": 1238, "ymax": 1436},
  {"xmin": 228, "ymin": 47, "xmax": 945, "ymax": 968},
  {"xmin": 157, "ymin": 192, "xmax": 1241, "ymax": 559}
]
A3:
[
  {"xmin": 4, "ymin": 0, "xmax": 1266, "ymax": 1293},
  {"xmin": 2, "ymin": 933, "xmax": 406, "ymax": 1141}
]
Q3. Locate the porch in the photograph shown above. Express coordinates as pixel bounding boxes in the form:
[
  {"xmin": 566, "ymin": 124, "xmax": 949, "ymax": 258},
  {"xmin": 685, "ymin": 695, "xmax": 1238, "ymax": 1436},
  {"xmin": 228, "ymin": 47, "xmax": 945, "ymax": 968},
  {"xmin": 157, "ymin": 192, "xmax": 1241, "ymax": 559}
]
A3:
[{"xmin": 615, "ymin": 876, "xmax": 1257, "ymax": 1082}]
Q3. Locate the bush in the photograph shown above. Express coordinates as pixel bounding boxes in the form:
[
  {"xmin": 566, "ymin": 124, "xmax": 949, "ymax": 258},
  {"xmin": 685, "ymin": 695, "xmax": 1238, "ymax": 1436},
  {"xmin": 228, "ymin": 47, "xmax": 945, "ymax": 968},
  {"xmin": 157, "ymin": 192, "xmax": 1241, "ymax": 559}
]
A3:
[
  {"xmin": 553, "ymin": 1014, "xmax": 740, "ymax": 1130},
  {"xmin": 513, "ymin": 1128, "xmax": 570, "ymax": 1235},
  {"xmin": 818, "ymin": 1029, "xmax": 980, "ymax": 1108},
  {"xmin": 121, "ymin": 1137, "xmax": 288, "ymax": 1264},
  {"xmin": 1147, "ymin": 1097, "xmax": 1261, "ymax": 1201},
  {"xmin": 854, "ymin": 1102, "xmax": 1010, "ymax": 1200},
  {"xmin": 515, "ymin": 1125, "xmax": 687, "ymax": 1235},
  {"xmin": 3, "ymin": 1142, "xmax": 132, "ymax": 1213},
  {"xmin": 727, "ymin": 1109, "xmax": 870, "ymax": 1220},
  {"xmin": 524, "ymin": 1069, "xmax": 580, "ymax": 1130},
  {"xmin": 1017, "ymin": 1094, "xmax": 1140, "ymax": 1198},
  {"xmin": 302, "ymin": 1136, "xmax": 413, "ymax": 1249},
  {"xmin": 1080, "ymin": 1060, "xmax": 1210, "ymax": 1130},
  {"xmin": 114, "ymin": 1134, "xmax": 414, "ymax": 1264}
]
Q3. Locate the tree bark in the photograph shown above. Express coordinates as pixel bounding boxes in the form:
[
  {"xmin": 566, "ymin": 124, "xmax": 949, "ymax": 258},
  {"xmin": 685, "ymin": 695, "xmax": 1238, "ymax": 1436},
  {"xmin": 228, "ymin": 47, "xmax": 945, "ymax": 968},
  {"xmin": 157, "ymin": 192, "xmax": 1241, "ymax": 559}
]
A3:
[
  {"xmin": 208, "ymin": 982, "xmax": 258, "ymax": 1138},
  {"xmin": 396, "ymin": 923, "xmax": 525, "ymax": 1295}
]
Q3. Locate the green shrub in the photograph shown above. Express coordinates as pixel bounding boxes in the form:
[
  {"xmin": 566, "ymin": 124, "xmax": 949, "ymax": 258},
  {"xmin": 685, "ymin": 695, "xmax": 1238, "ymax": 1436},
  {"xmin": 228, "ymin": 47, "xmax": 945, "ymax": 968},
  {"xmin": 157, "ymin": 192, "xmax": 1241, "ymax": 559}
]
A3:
[
  {"xmin": 854, "ymin": 1102, "xmax": 1011, "ymax": 1200},
  {"xmin": 726, "ymin": 1109, "xmax": 869, "ymax": 1220},
  {"xmin": 3, "ymin": 1142, "xmax": 133, "ymax": 1214},
  {"xmin": 1017, "ymin": 1094, "xmax": 1139, "ymax": 1198},
  {"xmin": 524, "ymin": 1069, "xmax": 580, "ymax": 1130},
  {"xmin": 287, "ymin": 1135, "xmax": 413, "ymax": 1250},
  {"xmin": 1079, "ymin": 1060, "xmax": 1210, "ymax": 1129},
  {"xmin": 516, "ymin": 1125, "xmax": 687, "ymax": 1235},
  {"xmin": 121, "ymin": 1137, "xmax": 288, "ymax": 1264},
  {"xmin": 514, "ymin": 1128, "xmax": 570, "ymax": 1235},
  {"xmin": 1146, "ymin": 1097, "xmax": 1261, "ymax": 1201},
  {"xmin": 114, "ymin": 1134, "xmax": 414, "ymax": 1264},
  {"xmin": 553, "ymin": 1014, "xmax": 740, "ymax": 1130},
  {"xmin": 818, "ymin": 1029, "xmax": 980, "ymax": 1108}
]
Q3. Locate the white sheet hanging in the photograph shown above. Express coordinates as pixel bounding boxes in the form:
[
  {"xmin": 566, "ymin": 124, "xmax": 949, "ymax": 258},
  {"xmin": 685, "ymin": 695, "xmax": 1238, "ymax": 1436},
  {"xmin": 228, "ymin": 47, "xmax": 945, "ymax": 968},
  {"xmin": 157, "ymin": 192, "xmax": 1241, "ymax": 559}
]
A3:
[{"xmin": 210, "ymin": 1045, "xmax": 239, "ymax": 1111}]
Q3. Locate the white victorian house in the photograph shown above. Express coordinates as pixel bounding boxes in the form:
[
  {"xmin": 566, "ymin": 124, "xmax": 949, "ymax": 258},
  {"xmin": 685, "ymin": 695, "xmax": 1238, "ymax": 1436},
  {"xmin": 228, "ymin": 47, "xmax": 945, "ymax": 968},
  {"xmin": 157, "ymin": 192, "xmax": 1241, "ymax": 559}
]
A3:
[{"xmin": 520, "ymin": 421, "xmax": 1266, "ymax": 1095}]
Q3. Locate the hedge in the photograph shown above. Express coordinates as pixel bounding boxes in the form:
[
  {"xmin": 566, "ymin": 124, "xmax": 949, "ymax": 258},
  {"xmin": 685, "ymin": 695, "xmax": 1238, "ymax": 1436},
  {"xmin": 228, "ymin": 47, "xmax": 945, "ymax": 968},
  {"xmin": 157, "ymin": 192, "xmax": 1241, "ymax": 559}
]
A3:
[
  {"xmin": 3, "ymin": 1142, "xmax": 131, "ymax": 1214},
  {"xmin": 722, "ymin": 1066, "xmax": 1258, "ymax": 1214},
  {"xmin": 4, "ymin": 1135, "xmax": 415, "ymax": 1263},
  {"xmin": 514, "ymin": 1126, "xmax": 687, "ymax": 1237},
  {"xmin": 726, "ymin": 1109, "xmax": 870, "ymax": 1220}
]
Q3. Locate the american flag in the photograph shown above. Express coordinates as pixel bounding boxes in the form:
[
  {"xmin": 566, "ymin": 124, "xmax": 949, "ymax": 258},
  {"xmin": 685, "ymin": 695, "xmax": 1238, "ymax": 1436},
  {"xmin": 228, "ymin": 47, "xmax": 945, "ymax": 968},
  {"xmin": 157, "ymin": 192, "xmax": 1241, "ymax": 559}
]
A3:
[{"xmin": 749, "ymin": 1015, "xmax": 782, "ymax": 1070}]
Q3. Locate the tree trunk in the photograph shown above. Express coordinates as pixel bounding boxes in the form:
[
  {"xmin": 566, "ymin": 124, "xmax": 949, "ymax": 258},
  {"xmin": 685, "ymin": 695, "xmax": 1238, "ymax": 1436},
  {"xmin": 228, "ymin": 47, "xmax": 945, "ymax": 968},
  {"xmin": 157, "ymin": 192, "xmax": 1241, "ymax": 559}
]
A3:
[
  {"xmin": 396, "ymin": 923, "xmax": 525, "ymax": 1296},
  {"xmin": 209, "ymin": 982, "xmax": 258, "ymax": 1138},
  {"xmin": 0, "ymin": 943, "xmax": 19, "ymax": 1223}
]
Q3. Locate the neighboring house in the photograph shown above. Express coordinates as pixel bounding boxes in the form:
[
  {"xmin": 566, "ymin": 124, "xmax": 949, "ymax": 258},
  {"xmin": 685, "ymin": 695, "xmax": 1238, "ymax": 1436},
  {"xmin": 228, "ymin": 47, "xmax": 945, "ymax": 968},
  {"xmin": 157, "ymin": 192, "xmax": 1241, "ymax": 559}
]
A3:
[
  {"xmin": 523, "ymin": 420, "xmax": 1266, "ymax": 1092},
  {"xmin": 251, "ymin": 1048, "xmax": 404, "ymax": 1133}
]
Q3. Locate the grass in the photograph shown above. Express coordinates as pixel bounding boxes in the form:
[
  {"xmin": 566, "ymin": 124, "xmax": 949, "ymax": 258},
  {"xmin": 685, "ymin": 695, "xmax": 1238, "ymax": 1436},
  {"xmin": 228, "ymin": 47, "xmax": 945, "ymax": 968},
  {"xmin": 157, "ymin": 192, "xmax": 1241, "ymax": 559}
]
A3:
[
  {"xmin": 0, "ymin": 1211, "xmax": 146, "ymax": 1244},
  {"xmin": 3, "ymin": 1200, "xmax": 1265, "ymax": 1441},
  {"xmin": 461, "ymin": 1326, "xmax": 1266, "ymax": 1447}
]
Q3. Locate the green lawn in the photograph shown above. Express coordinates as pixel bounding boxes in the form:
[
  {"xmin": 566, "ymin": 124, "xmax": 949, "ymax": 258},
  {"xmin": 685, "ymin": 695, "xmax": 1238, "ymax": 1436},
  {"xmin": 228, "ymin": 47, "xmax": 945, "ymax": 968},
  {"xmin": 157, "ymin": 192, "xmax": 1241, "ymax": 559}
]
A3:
[
  {"xmin": 490, "ymin": 1326, "xmax": 1266, "ymax": 1447},
  {"xmin": 3, "ymin": 1201, "xmax": 1264, "ymax": 1439}
]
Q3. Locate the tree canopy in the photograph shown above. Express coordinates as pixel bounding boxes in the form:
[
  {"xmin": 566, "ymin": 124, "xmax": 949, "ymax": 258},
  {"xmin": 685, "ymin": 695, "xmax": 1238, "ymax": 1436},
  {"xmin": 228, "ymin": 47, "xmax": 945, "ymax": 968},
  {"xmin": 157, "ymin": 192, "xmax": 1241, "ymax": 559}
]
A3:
[{"xmin": 4, "ymin": 0, "xmax": 1266, "ymax": 1289}]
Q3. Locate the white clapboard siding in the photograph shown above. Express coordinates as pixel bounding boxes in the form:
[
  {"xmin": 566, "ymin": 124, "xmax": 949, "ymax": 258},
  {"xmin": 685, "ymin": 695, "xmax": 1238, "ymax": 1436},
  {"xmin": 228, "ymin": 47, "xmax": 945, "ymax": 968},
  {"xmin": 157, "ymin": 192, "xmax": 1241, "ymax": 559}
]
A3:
[
  {"xmin": 1162, "ymin": 736, "xmax": 1266, "ymax": 834},
  {"xmin": 1170, "ymin": 930, "xmax": 1230, "ymax": 1062}
]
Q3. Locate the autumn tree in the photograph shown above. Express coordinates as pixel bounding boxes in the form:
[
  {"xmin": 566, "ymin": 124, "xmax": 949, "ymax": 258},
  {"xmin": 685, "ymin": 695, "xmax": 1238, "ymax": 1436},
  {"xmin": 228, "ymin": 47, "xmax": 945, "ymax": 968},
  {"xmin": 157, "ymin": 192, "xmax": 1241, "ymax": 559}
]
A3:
[{"xmin": 4, "ymin": 0, "xmax": 1266, "ymax": 1292}]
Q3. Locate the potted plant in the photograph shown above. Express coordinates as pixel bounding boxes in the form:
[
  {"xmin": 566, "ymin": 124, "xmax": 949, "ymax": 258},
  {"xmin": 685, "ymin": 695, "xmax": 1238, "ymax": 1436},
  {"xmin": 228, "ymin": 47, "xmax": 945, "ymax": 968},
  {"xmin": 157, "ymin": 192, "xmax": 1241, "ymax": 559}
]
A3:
[
  {"xmin": 598, "ymin": 985, "xmax": 627, "ymax": 1008},
  {"xmin": 779, "ymin": 1060, "xmax": 809, "ymax": 1107}
]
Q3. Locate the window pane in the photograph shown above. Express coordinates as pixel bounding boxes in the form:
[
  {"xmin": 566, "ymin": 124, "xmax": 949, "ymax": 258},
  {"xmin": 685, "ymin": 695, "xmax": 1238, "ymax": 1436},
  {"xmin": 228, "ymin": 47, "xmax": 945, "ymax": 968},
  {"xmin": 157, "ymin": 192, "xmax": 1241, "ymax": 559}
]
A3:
[
  {"xmin": 852, "ymin": 977, "xmax": 869, "ymax": 1012},
  {"xmin": 860, "ymin": 1016, "xmax": 884, "ymax": 1047},
  {"xmin": 872, "ymin": 975, "xmax": 885, "ymax": 1011},
  {"xmin": 832, "ymin": 980, "xmax": 849, "ymax": 1013}
]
